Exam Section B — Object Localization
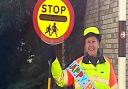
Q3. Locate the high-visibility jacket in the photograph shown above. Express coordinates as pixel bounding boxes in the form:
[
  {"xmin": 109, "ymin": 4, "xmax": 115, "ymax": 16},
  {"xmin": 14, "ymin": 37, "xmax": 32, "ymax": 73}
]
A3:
[{"xmin": 51, "ymin": 56, "xmax": 117, "ymax": 89}]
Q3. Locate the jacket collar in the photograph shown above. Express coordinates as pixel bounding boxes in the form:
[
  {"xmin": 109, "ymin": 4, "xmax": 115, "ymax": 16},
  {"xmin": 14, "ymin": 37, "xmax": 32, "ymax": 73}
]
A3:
[{"xmin": 82, "ymin": 51, "xmax": 106, "ymax": 66}]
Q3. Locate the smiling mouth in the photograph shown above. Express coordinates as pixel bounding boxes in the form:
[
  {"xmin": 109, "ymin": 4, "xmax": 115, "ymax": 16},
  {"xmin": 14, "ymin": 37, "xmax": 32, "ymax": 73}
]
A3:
[
  {"xmin": 88, "ymin": 47, "xmax": 95, "ymax": 51},
  {"xmin": 89, "ymin": 49, "xmax": 94, "ymax": 51}
]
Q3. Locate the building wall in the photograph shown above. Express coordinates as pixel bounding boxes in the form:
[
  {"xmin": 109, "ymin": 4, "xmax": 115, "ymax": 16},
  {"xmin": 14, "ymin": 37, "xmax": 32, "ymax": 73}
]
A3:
[{"xmin": 84, "ymin": 0, "xmax": 128, "ymax": 88}]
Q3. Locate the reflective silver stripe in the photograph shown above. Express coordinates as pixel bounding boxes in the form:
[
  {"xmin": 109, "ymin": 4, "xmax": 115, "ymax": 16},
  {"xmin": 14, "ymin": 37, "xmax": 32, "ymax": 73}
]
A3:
[
  {"xmin": 55, "ymin": 73, "xmax": 64, "ymax": 83},
  {"xmin": 90, "ymin": 76, "xmax": 109, "ymax": 85},
  {"xmin": 63, "ymin": 70, "xmax": 68, "ymax": 85}
]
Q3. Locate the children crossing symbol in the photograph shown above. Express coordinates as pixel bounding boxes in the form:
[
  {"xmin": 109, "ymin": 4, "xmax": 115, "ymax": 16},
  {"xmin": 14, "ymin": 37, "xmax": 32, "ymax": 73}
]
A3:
[{"xmin": 45, "ymin": 23, "xmax": 58, "ymax": 37}]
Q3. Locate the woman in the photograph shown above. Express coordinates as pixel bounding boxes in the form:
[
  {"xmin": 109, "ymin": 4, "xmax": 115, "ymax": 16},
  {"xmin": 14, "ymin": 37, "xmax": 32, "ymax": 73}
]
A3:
[{"xmin": 50, "ymin": 27, "xmax": 117, "ymax": 89}]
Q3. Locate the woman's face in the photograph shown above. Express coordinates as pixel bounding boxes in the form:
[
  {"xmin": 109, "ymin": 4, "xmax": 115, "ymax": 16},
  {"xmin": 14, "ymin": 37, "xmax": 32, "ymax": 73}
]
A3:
[{"xmin": 84, "ymin": 36, "xmax": 99, "ymax": 57}]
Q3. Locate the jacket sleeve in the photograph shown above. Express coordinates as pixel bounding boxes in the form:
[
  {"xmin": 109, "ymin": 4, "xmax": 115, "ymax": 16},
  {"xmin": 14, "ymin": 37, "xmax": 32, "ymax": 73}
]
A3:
[
  {"xmin": 109, "ymin": 62, "xmax": 117, "ymax": 88},
  {"xmin": 51, "ymin": 58, "xmax": 74, "ymax": 87}
]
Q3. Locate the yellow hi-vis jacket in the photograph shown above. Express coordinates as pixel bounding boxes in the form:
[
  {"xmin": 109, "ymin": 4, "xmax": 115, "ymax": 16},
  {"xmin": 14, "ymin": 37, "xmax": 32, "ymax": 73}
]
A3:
[{"xmin": 51, "ymin": 56, "xmax": 117, "ymax": 89}]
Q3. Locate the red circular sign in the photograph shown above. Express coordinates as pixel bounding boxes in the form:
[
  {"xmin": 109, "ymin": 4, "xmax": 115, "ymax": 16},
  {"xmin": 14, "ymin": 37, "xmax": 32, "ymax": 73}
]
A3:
[{"xmin": 33, "ymin": 0, "xmax": 75, "ymax": 45}]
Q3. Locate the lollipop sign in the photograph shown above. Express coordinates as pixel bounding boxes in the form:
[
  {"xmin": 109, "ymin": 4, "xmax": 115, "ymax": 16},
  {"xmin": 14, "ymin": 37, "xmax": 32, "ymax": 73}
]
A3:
[{"xmin": 33, "ymin": 0, "xmax": 75, "ymax": 45}]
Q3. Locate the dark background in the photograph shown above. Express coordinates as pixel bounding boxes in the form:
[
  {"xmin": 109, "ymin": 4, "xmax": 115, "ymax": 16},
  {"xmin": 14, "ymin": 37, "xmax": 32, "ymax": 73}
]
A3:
[{"xmin": 0, "ymin": 0, "xmax": 86, "ymax": 89}]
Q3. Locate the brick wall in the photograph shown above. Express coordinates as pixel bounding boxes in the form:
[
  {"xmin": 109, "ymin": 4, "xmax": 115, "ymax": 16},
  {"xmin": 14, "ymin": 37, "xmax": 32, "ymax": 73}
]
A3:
[{"xmin": 85, "ymin": 0, "xmax": 128, "ymax": 88}]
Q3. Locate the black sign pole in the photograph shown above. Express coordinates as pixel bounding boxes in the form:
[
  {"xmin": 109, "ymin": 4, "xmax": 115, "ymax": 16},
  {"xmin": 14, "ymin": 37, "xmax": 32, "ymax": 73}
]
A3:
[
  {"xmin": 47, "ymin": 60, "xmax": 51, "ymax": 89},
  {"xmin": 118, "ymin": 0, "xmax": 126, "ymax": 89}
]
